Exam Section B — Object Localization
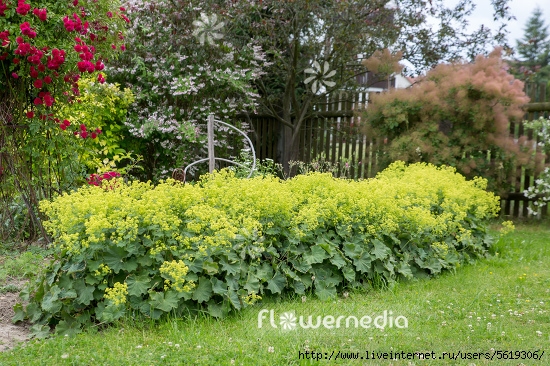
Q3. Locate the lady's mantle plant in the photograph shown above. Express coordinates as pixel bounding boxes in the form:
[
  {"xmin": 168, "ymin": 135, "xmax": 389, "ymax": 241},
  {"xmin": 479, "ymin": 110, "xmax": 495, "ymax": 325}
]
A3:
[
  {"xmin": 15, "ymin": 162, "xmax": 502, "ymax": 336},
  {"xmin": 0, "ymin": 0, "xmax": 128, "ymax": 238}
]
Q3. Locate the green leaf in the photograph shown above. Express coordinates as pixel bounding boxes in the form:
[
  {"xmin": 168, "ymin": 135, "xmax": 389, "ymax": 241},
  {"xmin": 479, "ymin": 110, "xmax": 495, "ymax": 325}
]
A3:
[
  {"xmin": 45, "ymin": 262, "xmax": 61, "ymax": 286},
  {"xmin": 282, "ymin": 265, "xmax": 300, "ymax": 281},
  {"xmin": 372, "ymin": 239, "xmax": 391, "ymax": 260},
  {"xmin": 29, "ymin": 324, "xmax": 51, "ymax": 339},
  {"xmin": 266, "ymin": 271, "xmax": 286, "ymax": 294},
  {"xmin": 122, "ymin": 258, "xmax": 139, "ymax": 272},
  {"xmin": 313, "ymin": 265, "xmax": 342, "ymax": 287},
  {"xmin": 126, "ymin": 274, "xmax": 151, "ymax": 297},
  {"xmin": 58, "ymin": 288, "xmax": 77, "ymax": 300},
  {"xmin": 396, "ymin": 261, "xmax": 413, "ymax": 278},
  {"xmin": 62, "ymin": 260, "xmax": 86, "ymax": 274},
  {"xmin": 18, "ymin": 285, "xmax": 31, "ymax": 302},
  {"xmin": 342, "ymin": 266, "xmax": 356, "ymax": 282},
  {"xmin": 304, "ymin": 245, "xmax": 328, "ymax": 264},
  {"xmin": 243, "ymin": 271, "xmax": 260, "ymax": 293},
  {"xmin": 298, "ymin": 273, "xmax": 313, "ymax": 289},
  {"xmin": 329, "ymin": 252, "xmax": 347, "ymax": 268},
  {"xmin": 314, "ymin": 281, "xmax": 337, "ymax": 301},
  {"xmin": 202, "ymin": 260, "xmax": 219, "ymax": 275},
  {"xmin": 102, "ymin": 247, "xmax": 128, "ymax": 273},
  {"xmin": 27, "ymin": 302, "xmax": 44, "ymax": 323},
  {"xmin": 207, "ymin": 300, "xmax": 225, "ymax": 318},
  {"xmin": 424, "ymin": 257, "xmax": 443, "ymax": 274},
  {"xmin": 219, "ymin": 258, "xmax": 240, "ymax": 276},
  {"xmin": 96, "ymin": 302, "xmax": 126, "ymax": 323},
  {"xmin": 73, "ymin": 279, "xmax": 96, "ymax": 306},
  {"xmin": 226, "ymin": 288, "xmax": 242, "ymax": 310},
  {"xmin": 318, "ymin": 240, "xmax": 336, "ymax": 256},
  {"xmin": 149, "ymin": 290, "xmax": 180, "ymax": 312},
  {"xmin": 289, "ymin": 258, "xmax": 311, "ymax": 273},
  {"xmin": 12, "ymin": 303, "xmax": 26, "ymax": 323},
  {"xmin": 58, "ymin": 274, "xmax": 74, "ymax": 290},
  {"xmin": 255, "ymin": 262, "xmax": 273, "ymax": 281},
  {"xmin": 211, "ymin": 278, "xmax": 228, "ymax": 296},
  {"xmin": 353, "ymin": 252, "xmax": 372, "ymax": 273},
  {"xmin": 292, "ymin": 280, "xmax": 306, "ymax": 294},
  {"xmin": 343, "ymin": 241, "xmax": 362, "ymax": 257},
  {"xmin": 41, "ymin": 285, "xmax": 62, "ymax": 313},
  {"xmin": 192, "ymin": 277, "xmax": 213, "ymax": 303},
  {"xmin": 55, "ymin": 319, "xmax": 82, "ymax": 337}
]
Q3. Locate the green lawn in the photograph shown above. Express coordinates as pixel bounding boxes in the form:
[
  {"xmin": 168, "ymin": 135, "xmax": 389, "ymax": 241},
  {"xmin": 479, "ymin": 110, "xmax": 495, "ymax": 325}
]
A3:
[{"xmin": 0, "ymin": 223, "xmax": 548, "ymax": 365}]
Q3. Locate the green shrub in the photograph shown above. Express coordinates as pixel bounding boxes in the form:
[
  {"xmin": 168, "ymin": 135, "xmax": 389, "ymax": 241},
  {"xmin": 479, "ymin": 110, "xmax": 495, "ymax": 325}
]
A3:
[{"xmin": 15, "ymin": 162, "xmax": 500, "ymax": 336}]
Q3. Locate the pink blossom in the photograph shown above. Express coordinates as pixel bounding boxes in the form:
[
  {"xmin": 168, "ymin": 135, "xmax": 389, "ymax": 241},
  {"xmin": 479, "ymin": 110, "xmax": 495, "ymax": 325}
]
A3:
[
  {"xmin": 0, "ymin": 1, "xmax": 8, "ymax": 16},
  {"xmin": 16, "ymin": 0, "xmax": 31, "ymax": 16},
  {"xmin": 33, "ymin": 8, "xmax": 47, "ymax": 21}
]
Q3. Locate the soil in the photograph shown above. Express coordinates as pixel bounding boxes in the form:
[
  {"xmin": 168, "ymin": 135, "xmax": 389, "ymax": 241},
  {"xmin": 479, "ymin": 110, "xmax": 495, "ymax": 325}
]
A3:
[{"xmin": 0, "ymin": 280, "xmax": 31, "ymax": 352}]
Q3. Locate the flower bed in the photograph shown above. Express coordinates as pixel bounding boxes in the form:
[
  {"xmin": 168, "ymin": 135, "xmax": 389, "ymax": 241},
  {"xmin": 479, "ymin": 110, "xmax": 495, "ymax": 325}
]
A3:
[{"xmin": 15, "ymin": 162, "xmax": 500, "ymax": 336}]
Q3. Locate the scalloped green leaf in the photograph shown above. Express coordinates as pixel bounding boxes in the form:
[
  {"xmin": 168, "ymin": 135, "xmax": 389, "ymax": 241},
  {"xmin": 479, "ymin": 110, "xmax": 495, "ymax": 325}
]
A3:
[
  {"xmin": 266, "ymin": 271, "xmax": 286, "ymax": 294},
  {"xmin": 304, "ymin": 245, "xmax": 328, "ymax": 265},
  {"xmin": 149, "ymin": 290, "xmax": 180, "ymax": 312},
  {"xmin": 74, "ymin": 279, "xmax": 96, "ymax": 305},
  {"xmin": 192, "ymin": 277, "xmax": 213, "ymax": 303},
  {"xmin": 126, "ymin": 273, "xmax": 151, "ymax": 297}
]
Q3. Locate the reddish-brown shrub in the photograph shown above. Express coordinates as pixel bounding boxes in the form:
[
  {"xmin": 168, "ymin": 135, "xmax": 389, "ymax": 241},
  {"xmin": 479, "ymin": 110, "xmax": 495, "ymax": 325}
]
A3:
[{"xmin": 359, "ymin": 48, "xmax": 541, "ymax": 193}]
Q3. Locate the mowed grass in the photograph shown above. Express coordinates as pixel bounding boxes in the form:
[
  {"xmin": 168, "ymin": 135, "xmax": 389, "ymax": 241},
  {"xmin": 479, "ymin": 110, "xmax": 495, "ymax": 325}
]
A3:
[{"xmin": 0, "ymin": 223, "xmax": 548, "ymax": 366}]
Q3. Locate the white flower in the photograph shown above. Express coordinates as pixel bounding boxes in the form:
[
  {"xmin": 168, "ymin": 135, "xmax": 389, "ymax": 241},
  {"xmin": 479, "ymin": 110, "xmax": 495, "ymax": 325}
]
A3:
[
  {"xmin": 192, "ymin": 13, "xmax": 224, "ymax": 45},
  {"xmin": 304, "ymin": 61, "xmax": 336, "ymax": 93}
]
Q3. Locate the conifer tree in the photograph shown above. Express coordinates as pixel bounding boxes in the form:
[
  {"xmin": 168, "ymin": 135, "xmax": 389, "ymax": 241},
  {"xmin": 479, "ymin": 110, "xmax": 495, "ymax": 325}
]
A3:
[{"xmin": 514, "ymin": 7, "xmax": 550, "ymax": 82}]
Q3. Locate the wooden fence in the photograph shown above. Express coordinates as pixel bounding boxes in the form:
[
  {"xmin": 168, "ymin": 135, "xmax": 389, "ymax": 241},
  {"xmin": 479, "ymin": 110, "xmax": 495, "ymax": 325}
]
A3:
[{"xmin": 241, "ymin": 83, "xmax": 550, "ymax": 218}]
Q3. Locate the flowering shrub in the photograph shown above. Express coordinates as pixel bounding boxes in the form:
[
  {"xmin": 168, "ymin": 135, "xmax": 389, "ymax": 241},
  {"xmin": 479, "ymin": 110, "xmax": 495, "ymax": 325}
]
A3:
[
  {"xmin": 0, "ymin": 0, "xmax": 129, "ymax": 239},
  {"xmin": 107, "ymin": 0, "xmax": 269, "ymax": 180},
  {"xmin": 359, "ymin": 48, "xmax": 539, "ymax": 194},
  {"xmin": 1, "ymin": 0, "xmax": 127, "ymax": 130},
  {"xmin": 59, "ymin": 75, "xmax": 138, "ymax": 174},
  {"xmin": 15, "ymin": 162, "xmax": 501, "ymax": 336},
  {"xmin": 523, "ymin": 116, "xmax": 550, "ymax": 215}
]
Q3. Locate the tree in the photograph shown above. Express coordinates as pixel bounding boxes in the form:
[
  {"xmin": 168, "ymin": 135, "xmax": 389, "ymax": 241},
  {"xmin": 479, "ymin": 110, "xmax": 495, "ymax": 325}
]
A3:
[
  {"xmin": 513, "ymin": 7, "xmax": 550, "ymax": 83},
  {"xmin": 0, "ymin": 0, "xmax": 127, "ymax": 240},
  {"xmin": 109, "ymin": 0, "xmax": 514, "ymax": 178},
  {"xmin": 227, "ymin": 0, "xmax": 515, "ymax": 172},
  {"xmin": 358, "ymin": 48, "xmax": 543, "ymax": 194}
]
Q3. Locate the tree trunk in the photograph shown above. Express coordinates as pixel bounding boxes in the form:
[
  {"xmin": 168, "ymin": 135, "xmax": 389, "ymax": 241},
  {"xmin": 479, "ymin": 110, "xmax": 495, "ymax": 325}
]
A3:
[{"xmin": 280, "ymin": 121, "xmax": 301, "ymax": 176}]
